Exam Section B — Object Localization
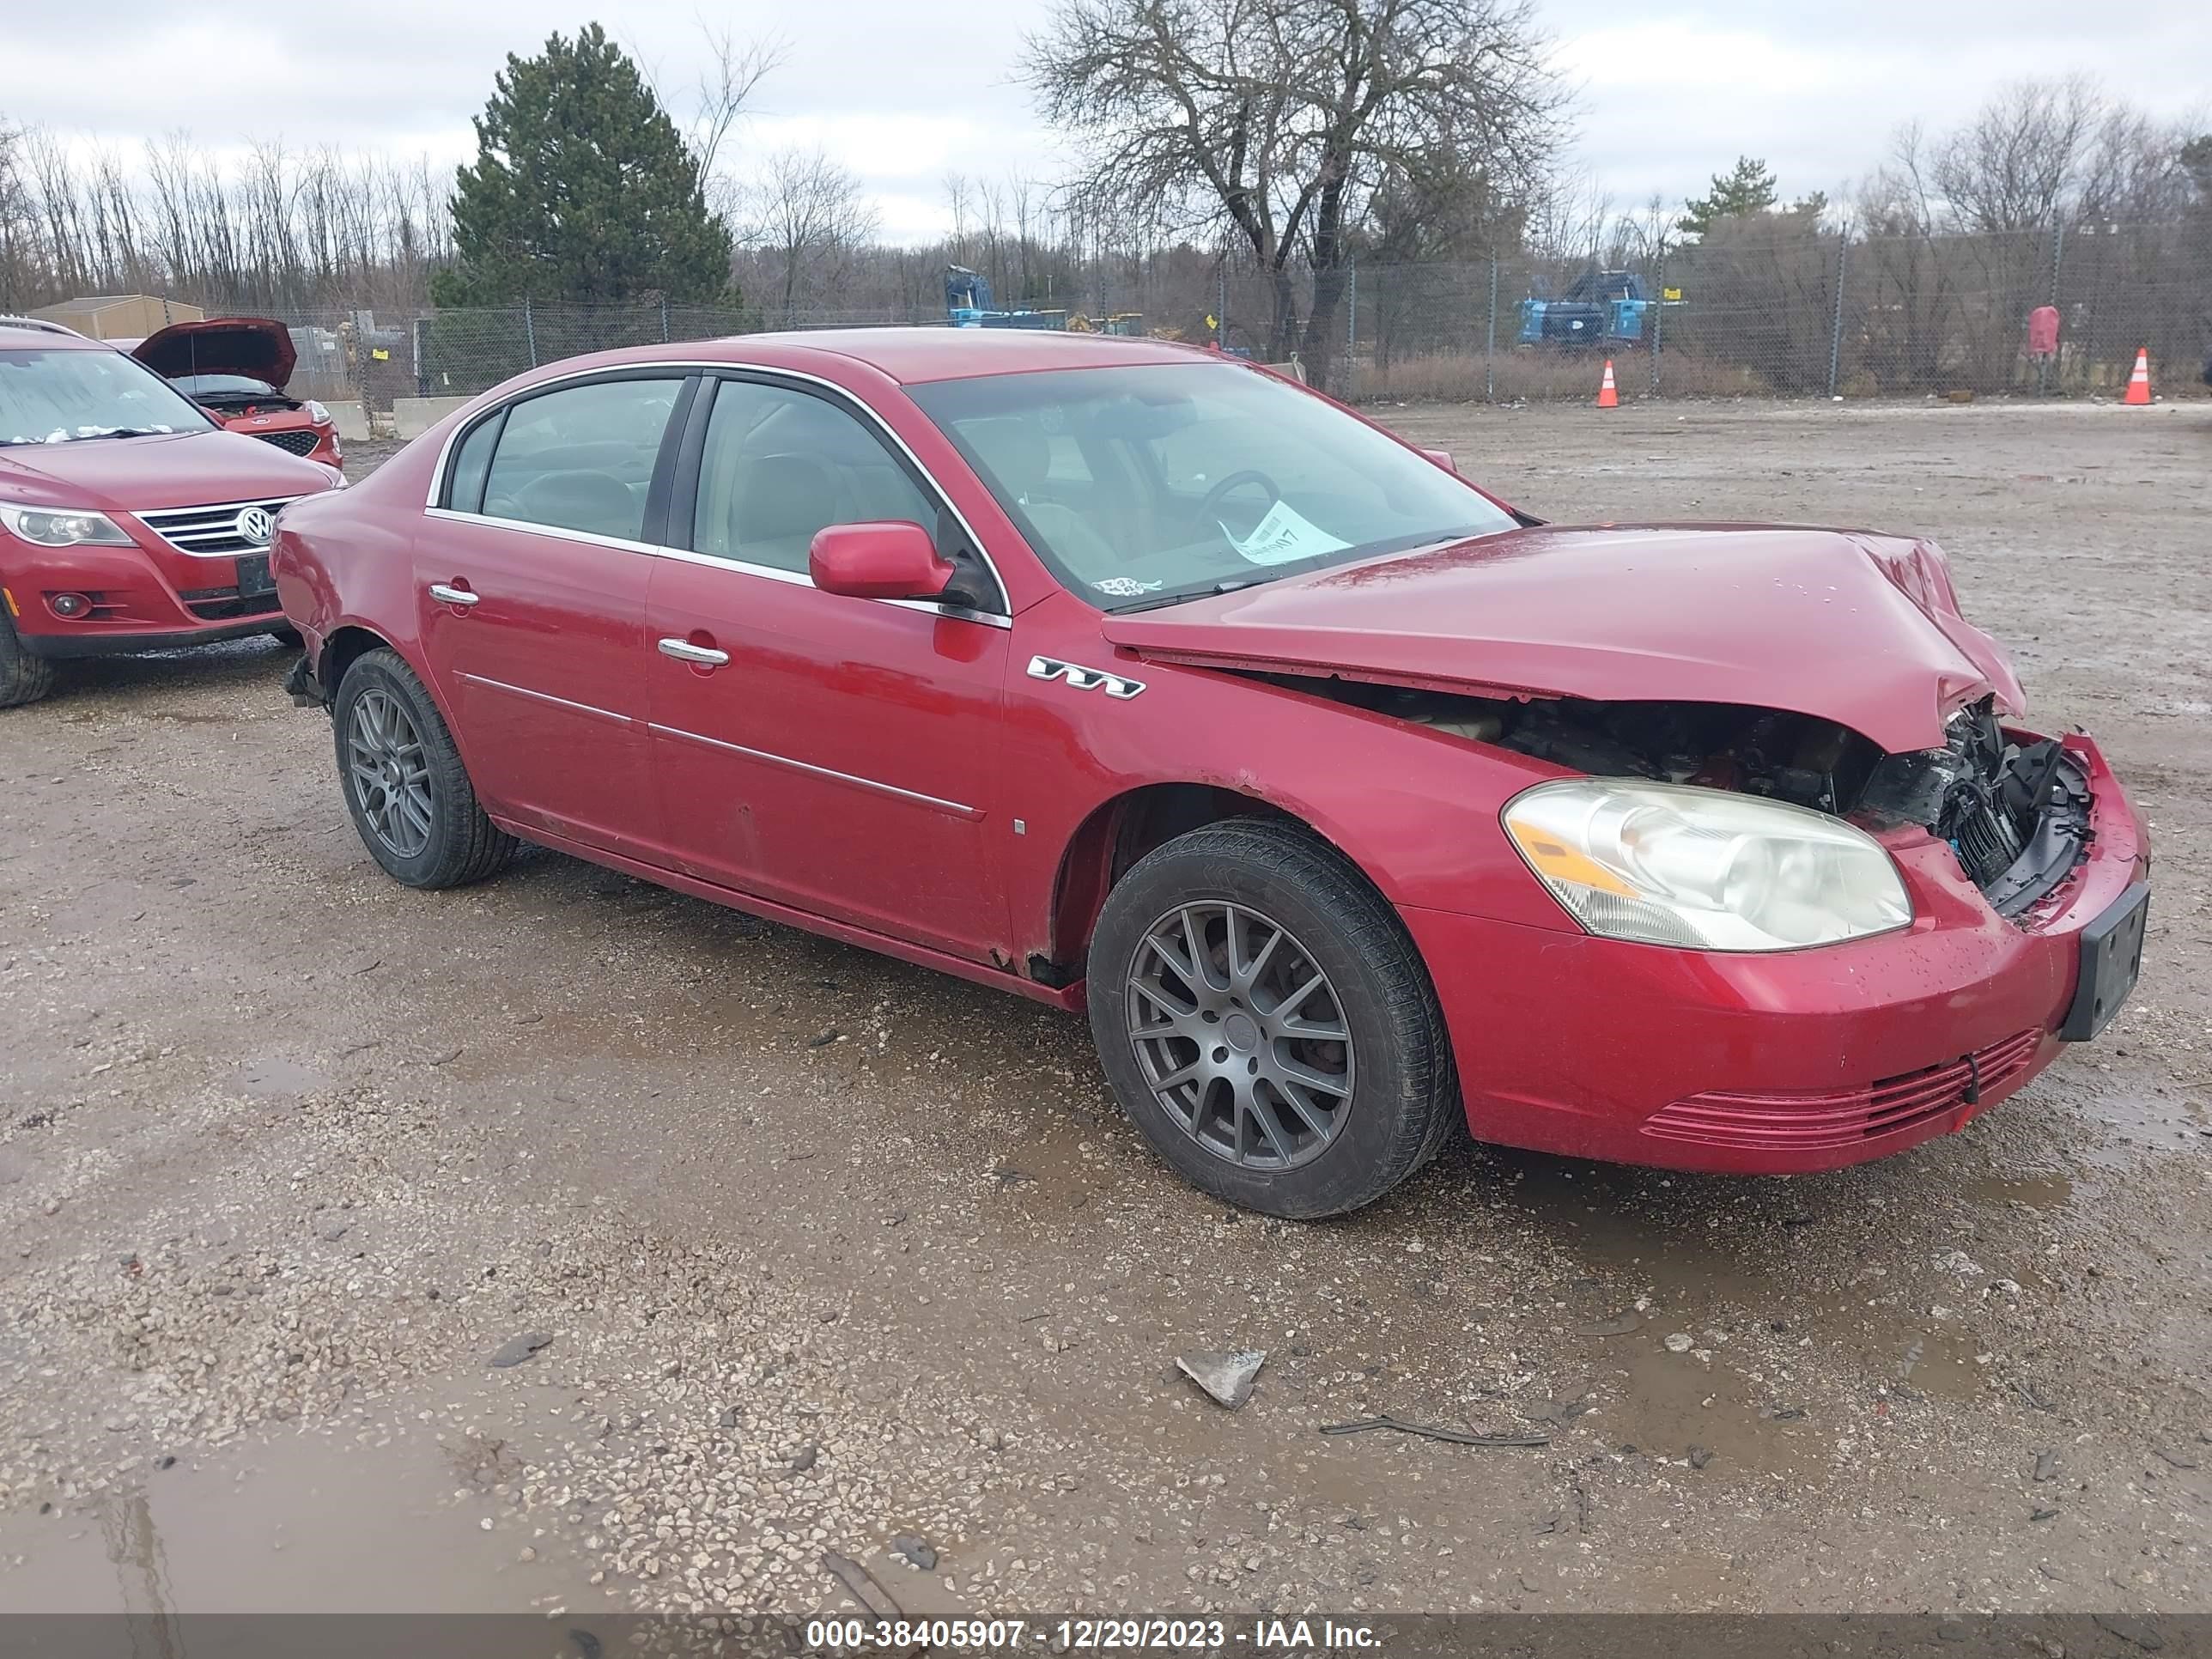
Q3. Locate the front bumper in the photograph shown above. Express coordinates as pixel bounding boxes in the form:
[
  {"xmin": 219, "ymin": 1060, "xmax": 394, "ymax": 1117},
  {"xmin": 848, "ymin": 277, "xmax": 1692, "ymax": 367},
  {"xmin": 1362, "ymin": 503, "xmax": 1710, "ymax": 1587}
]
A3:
[
  {"xmin": 5, "ymin": 537, "xmax": 284, "ymax": 657},
  {"xmin": 21, "ymin": 613, "xmax": 292, "ymax": 659},
  {"xmin": 1407, "ymin": 731, "xmax": 2149, "ymax": 1174}
]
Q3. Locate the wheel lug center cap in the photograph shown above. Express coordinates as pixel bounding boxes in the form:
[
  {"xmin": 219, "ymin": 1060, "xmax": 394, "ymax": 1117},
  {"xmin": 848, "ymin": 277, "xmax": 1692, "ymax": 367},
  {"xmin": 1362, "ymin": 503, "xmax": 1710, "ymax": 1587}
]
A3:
[{"xmin": 1223, "ymin": 1012, "xmax": 1262, "ymax": 1054}]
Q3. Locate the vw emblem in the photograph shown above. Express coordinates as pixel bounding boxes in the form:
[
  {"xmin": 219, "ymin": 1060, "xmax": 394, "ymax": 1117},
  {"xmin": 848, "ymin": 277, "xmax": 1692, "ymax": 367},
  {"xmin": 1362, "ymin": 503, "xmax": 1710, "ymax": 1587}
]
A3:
[{"xmin": 234, "ymin": 507, "xmax": 275, "ymax": 546}]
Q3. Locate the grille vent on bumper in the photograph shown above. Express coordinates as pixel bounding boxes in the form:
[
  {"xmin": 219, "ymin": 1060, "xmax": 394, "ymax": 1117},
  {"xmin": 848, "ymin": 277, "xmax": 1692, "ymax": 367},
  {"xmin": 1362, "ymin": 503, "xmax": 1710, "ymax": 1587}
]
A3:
[
  {"xmin": 251, "ymin": 428, "xmax": 321, "ymax": 457},
  {"xmin": 177, "ymin": 583, "xmax": 283, "ymax": 621},
  {"xmin": 1642, "ymin": 1028, "xmax": 2042, "ymax": 1152},
  {"xmin": 135, "ymin": 496, "xmax": 301, "ymax": 555}
]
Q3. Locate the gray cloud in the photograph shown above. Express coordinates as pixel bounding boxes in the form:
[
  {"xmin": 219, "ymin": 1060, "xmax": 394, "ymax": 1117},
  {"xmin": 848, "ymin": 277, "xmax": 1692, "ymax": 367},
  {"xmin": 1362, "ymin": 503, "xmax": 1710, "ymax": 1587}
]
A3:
[{"xmin": 3, "ymin": 0, "xmax": 2204, "ymax": 238}]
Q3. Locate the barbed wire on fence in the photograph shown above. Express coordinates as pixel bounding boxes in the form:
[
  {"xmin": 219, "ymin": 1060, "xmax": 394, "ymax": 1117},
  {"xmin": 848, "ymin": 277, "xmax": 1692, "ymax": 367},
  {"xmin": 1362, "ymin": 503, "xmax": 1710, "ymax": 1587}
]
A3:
[{"xmin": 243, "ymin": 221, "xmax": 2207, "ymax": 413}]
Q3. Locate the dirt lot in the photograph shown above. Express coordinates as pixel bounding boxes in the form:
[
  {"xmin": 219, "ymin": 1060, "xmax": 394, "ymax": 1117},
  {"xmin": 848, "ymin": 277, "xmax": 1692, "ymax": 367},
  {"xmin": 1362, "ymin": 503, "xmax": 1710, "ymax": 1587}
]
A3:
[{"xmin": 1, "ymin": 400, "xmax": 2208, "ymax": 1620}]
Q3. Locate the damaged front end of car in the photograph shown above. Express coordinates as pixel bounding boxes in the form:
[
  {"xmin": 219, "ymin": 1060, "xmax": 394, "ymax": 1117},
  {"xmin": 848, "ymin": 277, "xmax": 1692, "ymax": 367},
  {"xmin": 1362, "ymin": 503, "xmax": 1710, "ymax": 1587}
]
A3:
[
  {"xmin": 1857, "ymin": 700, "xmax": 2089, "ymax": 920},
  {"xmin": 1267, "ymin": 676, "xmax": 2096, "ymax": 925}
]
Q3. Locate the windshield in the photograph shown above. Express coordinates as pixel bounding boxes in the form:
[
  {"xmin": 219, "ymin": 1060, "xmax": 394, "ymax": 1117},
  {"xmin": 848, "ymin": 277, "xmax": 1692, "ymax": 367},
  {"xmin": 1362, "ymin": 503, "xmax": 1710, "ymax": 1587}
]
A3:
[
  {"xmin": 173, "ymin": 374, "xmax": 284, "ymax": 399},
  {"xmin": 0, "ymin": 349, "xmax": 215, "ymax": 445},
  {"xmin": 908, "ymin": 362, "xmax": 1516, "ymax": 609}
]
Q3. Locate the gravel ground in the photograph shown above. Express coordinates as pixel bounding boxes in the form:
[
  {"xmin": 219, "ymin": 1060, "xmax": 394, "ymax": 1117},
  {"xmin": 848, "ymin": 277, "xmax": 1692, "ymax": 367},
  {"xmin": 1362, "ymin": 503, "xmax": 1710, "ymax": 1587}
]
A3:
[{"xmin": 1, "ymin": 400, "xmax": 2207, "ymax": 1618}]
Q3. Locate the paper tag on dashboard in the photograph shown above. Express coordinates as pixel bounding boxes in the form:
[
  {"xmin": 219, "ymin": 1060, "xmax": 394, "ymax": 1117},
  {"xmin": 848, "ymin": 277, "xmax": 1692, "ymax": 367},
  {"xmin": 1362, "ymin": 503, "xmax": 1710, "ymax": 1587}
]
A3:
[{"xmin": 1223, "ymin": 500, "xmax": 1350, "ymax": 566}]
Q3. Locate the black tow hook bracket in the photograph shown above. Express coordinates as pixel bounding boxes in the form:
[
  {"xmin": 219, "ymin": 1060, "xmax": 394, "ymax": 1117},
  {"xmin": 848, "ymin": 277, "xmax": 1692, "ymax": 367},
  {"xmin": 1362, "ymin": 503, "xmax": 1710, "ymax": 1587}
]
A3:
[
  {"xmin": 283, "ymin": 653, "xmax": 326, "ymax": 710},
  {"xmin": 1963, "ymin": 1050, "xmax": 1982, "ymax": 1107}
]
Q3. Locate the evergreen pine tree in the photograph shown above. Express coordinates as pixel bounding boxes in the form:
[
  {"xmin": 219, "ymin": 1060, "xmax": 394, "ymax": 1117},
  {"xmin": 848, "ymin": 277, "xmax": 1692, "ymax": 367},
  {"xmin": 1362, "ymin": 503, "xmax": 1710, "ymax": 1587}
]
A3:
[
  {"xmin": 434, "ymin": 24, "xmax": 734, "ymax": 306},
  {"xmin": 1678, "ymin": 157, "xmax": 1783, "ymax": 240}
]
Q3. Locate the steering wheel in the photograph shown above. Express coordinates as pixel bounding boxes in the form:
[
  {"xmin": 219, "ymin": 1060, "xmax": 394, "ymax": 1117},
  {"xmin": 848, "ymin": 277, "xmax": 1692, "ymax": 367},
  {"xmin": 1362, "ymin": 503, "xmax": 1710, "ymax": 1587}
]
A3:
[{"xmin": 1195, "ymin": 468, "xmax": 1281, "ymax": 533}]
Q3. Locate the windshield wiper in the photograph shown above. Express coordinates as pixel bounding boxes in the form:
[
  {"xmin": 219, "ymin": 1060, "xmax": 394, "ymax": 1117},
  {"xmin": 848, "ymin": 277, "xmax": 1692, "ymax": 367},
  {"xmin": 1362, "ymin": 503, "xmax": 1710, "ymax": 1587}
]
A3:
[{"xmin": 1111, "ymin": 576, "xmax": 1267, "ymax": 614}]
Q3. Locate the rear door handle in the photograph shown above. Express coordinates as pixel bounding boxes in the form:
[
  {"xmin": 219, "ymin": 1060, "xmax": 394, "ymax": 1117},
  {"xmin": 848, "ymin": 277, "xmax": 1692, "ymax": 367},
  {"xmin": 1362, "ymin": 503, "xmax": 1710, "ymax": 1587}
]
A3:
[
  {"xmin": 658, "ymin": 637, "xmax": 730, "ymax": 667},
  {"xmin": 428, "ymin": 583, "xmax": 479, "ymax": 607}
]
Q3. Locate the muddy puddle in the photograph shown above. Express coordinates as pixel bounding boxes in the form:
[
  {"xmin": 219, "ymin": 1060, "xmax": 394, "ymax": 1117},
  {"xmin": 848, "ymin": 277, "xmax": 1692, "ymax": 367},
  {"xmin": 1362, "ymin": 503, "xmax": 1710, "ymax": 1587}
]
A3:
[{"xmin": 0, "ymin": 1410, "xmax": 582, "ymax": 1614}]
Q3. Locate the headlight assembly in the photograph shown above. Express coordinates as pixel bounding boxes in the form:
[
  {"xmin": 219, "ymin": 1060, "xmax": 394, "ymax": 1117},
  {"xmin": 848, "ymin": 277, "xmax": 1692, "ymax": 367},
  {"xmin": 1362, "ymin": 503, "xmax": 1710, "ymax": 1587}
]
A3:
[
  {"xmin": 1502, "ymin": 778, "xmax": 1911, "ymax": 951},
  {"xmin": 305, "ymin": 400, "xmax": 332, "ymax": 424},
  {"xmin": 0, "ymin": 504, "xmax": 136, "ymax": 547}
]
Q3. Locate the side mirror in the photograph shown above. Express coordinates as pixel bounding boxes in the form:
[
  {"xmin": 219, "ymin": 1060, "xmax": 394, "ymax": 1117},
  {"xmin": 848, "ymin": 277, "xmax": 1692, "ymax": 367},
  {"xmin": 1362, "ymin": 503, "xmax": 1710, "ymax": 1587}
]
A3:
[
  {"xmin": 808, "ymin": 520, "xmax": 954, "ymax": 601},
  {"xmin": 1421, "ymin": 447, "xmax": 1458, "ymax": 474}
]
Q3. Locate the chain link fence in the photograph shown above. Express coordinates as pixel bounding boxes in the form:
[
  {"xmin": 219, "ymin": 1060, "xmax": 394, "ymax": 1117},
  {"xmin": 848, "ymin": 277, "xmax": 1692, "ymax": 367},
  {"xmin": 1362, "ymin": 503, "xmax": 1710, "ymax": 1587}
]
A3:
[
  {"xmin": 1340, "ymin": 222, "xmax": 2206, "ymax": 403},
  {"xmin": 241, "ymin": 221, "xmax": 2206, "ymax": 420}
]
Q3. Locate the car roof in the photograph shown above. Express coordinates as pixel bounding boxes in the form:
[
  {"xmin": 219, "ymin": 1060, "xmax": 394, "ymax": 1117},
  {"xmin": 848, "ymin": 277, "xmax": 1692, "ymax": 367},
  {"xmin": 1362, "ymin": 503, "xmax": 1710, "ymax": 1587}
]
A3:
[
  {"xmin": 0, "ymin": 318, "xmax": 109, "ymax": 349},
  {"xmin": 696, "ymin": 326, "xmax": 1213, "ymax": 385}
]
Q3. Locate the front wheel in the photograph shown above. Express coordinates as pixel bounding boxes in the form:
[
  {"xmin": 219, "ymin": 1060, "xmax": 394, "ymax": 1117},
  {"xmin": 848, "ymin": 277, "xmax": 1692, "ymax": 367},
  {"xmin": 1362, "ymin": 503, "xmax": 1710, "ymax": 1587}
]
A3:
[
  {"xmin": 1085, "ymin": 819, "xmax": 1459, "ymax": 1218},
  {"xmin": 332, "ymin": 647, "xmax": 516, "ymax": 889},
  {"xmin": 0, "ymin": 605, "xmax": 57, "ymax": 708}
]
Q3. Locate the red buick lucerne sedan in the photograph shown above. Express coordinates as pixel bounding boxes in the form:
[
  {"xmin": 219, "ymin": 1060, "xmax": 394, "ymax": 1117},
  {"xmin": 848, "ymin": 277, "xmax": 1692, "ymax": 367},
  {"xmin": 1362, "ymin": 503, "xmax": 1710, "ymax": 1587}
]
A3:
[
  {"xmin": 272, "ymin": 330, "xmax": 2150, "ymax": 1217},
  {"xmin": 1, "ymin": 315, "xmax": 344, "ymax": 708}
]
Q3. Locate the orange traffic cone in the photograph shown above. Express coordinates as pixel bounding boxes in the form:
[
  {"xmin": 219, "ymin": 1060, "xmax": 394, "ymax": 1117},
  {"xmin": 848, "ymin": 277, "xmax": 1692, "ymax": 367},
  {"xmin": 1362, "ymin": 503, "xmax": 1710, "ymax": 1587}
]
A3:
[
  {"xmin": 1595, "ymin": 358, "xmax": 1620, "ymax": 409},
  {"xmin": 2122, "ymin": 346, "xmax": 2152, "ymax": 405}
]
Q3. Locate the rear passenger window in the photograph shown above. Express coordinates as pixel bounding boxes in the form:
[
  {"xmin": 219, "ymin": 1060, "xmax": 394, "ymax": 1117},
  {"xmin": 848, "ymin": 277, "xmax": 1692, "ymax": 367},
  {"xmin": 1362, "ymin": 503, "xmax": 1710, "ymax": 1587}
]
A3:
[
  {"xmin": 479, "ymin": 378, "xmax": 683, "ymax": 542},
  {"xmin": 691, "ymin": 380, "xmax": 934, "ymax": 574},
  {"xmin": 444, "ymin": 411, "xmax": 501, "ymax": 513}
]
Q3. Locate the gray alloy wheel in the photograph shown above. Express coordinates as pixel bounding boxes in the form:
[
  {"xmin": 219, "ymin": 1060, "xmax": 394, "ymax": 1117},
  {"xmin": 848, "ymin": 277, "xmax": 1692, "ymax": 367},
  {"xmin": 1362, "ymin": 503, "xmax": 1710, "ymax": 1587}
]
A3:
[
  {"xmin": 332, "ymin": 647, "xmax": 516, "ymax": 890},
  {"xmin": 346, "ymin": 685, "xmax": 434, "ymax": 860},
  {"xmin": 1125, "ymin": 900, "xmax": 1356, "ymax": 1170},
  {"xmin": 1086, "ymin": 818, "xmax": 1459, "ymax": 1218}
]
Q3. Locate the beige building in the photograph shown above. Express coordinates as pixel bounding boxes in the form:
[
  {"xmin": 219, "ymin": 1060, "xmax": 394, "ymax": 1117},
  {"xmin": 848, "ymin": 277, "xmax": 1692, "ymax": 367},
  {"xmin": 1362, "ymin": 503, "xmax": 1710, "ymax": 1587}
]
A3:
[{"xmin": 26, "ymin": 295, "xmax": 205, "ymax": 341}]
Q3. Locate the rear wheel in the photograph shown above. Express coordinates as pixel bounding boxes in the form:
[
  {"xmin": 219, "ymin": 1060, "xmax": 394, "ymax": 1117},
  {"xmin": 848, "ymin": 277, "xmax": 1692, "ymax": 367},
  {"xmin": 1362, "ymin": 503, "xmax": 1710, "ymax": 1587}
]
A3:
[
  {"xmin": 0, "ymin": 606, "xmax": 57, "ymax": 708},
  {"xmin": 1086, "ymin": 819, "xmax": 1458, "ymax": 1218},
  {"xmin": 332, "ymin": 647, "xmax": 515, "ymax": 889}
]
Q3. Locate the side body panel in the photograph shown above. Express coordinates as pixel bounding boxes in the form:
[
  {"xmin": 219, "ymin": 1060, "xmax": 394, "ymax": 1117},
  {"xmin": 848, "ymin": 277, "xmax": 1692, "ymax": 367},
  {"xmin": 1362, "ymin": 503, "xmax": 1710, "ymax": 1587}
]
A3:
[
  {"xmin": 643, "ymin": 557, "xmax": 1011, "ymax": 961},
  {"xmin": 410, "ymin": 514, "xmax": 658, "ymax": 858}
]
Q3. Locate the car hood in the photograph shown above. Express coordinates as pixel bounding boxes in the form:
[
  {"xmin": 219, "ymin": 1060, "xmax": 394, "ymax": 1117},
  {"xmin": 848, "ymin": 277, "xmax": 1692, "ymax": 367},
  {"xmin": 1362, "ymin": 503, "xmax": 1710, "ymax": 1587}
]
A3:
[
  {"xmin": 131, "ymin": 317, "xmax": 297, "ymax": 387},
  {"xmin": 1098, "ymin": 524, "xmax": 2025, "ymax": 754},
  {"xmin": 0, "ymin": 428, "xmax": 335, "ymax": 514}
]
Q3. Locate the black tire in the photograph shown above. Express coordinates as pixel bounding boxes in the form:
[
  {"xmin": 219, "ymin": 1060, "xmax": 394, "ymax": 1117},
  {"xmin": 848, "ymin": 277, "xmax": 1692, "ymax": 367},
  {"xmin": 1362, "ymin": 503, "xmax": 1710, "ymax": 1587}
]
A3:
[
  {"xmin": 0, "ymin": 605, "xmax": 57, "ymax": 709},
  {"xmin": 1085, "ymin": 819, "xmax": 1458, "ymax": 1218},
  {"xmin": 332, "ymin": 647, "xmax": 516, "ymax": 889}
]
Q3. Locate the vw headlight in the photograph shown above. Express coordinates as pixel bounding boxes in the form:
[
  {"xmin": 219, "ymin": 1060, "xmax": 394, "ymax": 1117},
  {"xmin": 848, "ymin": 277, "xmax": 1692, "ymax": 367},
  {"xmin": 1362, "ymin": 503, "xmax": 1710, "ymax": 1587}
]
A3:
[
  {"xmin": 1503, "ymin": 778, "xmax": 1911, "ymax": 951},
  {"xmin": 0, "ymin": 504, "xmax": 135, "ymax": 547}
]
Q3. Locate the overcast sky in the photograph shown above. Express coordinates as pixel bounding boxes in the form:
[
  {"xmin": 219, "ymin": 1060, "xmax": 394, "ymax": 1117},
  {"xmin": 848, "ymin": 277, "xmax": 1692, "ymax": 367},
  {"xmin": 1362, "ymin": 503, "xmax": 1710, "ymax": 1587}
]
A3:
[{"xmin": 5, "ymin": 1, "xmax": 2207, "ymax": 242}]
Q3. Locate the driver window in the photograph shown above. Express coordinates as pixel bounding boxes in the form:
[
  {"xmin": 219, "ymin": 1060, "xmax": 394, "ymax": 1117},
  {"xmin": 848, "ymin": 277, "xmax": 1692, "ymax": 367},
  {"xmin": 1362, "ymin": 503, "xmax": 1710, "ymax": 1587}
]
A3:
[{"xmin": 693, "ymin": 381, "xmax": 935, "ymax": 574}]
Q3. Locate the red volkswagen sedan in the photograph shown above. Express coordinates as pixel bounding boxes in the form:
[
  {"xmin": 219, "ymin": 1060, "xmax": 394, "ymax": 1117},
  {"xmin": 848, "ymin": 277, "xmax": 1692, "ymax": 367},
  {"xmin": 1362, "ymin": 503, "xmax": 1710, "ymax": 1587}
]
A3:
[{"xmin": 273, "ymin": 331, "xmax": 2150, "ymax": 1217}]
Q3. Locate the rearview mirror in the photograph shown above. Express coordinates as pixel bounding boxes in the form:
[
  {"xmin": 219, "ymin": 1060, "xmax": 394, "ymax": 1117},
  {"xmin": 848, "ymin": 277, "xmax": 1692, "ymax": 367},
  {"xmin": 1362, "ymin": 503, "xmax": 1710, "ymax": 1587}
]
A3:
[{"xmin": 809, "ymin": 521, "xmax": 954, "ymax": 601}]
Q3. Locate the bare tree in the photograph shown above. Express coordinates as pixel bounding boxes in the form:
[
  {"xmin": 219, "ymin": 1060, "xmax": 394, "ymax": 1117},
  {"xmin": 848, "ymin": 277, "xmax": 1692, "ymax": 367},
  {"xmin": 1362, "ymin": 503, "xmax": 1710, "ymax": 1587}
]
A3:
[
  {"xmin": 1025, "ymin": 0, "xmax": 1565, "ymax": 390},
  {"xmin": 746, "ymin": 147, "xmax": 880, "ymax": 324},
  {"xmin": 1933, "ymin": 76, "xmax": 2101, "ymax": 233},
  {"xmin": 691, "ymin": 22, "xmax": 785, "ymax": 213},
  {"xmin": 2076, "ymin": 105, "xmax": 2196, "ymax": 227}
]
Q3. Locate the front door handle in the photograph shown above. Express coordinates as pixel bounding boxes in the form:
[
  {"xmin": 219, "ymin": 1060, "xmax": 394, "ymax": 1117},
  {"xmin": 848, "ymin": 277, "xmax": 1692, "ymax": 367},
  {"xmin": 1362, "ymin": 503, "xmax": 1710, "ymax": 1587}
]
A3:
[
  {"xmin": 428, "ymin": 583, "xmax": 479, "ymax": 607},
  {"xmin": 658, "ymin": 637, "xmax": 730, "ymax": 667}
]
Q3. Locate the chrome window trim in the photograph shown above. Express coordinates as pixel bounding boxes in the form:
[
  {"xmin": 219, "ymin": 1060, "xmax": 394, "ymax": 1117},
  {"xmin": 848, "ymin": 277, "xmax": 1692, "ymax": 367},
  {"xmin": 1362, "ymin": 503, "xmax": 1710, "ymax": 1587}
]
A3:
[
  {"xmin": 454, "ymin": 671, "xmax": 632, "ymax": 726},
  {"xmin": 418, "ymin": 506, "xmax": 1012, "ymax": 629},
  {"xmin": 420, "ymin": 357, "xmax": 1012, "ymax": 617},
  {"xmin": 647, "ymin": 722, "xmax": 982, "ymax": 820}
]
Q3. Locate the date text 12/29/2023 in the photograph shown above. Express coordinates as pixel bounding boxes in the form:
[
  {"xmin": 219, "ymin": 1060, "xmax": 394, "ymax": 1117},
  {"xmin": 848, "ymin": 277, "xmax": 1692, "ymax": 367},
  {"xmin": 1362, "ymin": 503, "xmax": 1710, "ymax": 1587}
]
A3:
[{"xmin": 803, "ymin": 1617, "xmax": 1382, "ymax": 1651}]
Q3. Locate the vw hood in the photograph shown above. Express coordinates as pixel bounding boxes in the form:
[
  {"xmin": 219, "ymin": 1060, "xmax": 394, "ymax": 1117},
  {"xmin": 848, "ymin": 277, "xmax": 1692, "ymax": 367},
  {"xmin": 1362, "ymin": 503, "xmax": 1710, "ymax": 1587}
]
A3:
[{"xmin": 0, "ymin": 428, "xmax": 337, "ymax": 514}]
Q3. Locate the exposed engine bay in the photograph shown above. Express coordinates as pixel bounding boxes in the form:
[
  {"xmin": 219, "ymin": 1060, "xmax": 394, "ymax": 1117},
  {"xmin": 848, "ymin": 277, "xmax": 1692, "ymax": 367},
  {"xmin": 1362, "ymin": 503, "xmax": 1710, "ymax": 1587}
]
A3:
[{"xmin": 1273, "ymin": 676, "xmax": 2090, "ymax": 921}]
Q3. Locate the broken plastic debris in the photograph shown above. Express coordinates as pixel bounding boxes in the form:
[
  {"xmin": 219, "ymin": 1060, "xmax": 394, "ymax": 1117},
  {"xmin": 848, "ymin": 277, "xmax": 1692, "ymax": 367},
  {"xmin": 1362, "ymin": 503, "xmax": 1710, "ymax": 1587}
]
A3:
[
  {"xmin": 489, "ymin": 1331, "xmax": 554, "ymax": 1369},
  {"xmin": 1177, "ymin": 1349, "xmax": 1266, "ymax": 1409},
  {"xmin": 1576, "ymin": 1311, "xmax": 1641, "ymax": 1337}
]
